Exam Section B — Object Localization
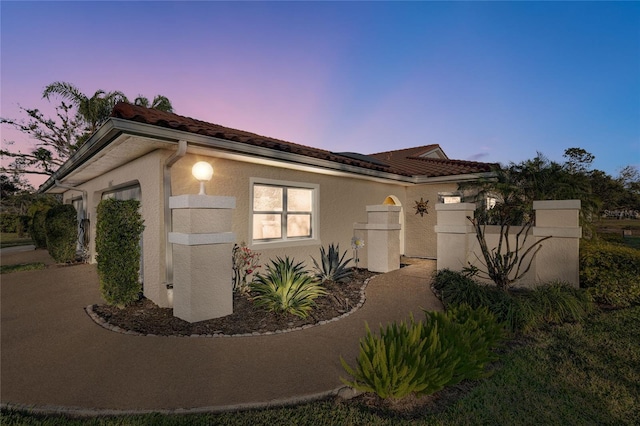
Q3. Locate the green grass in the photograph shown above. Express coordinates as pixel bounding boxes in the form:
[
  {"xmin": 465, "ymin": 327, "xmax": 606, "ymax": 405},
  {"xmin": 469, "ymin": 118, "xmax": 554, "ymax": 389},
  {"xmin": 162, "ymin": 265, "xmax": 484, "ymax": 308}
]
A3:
[
  {"xmin": 2, "ymin": 306, "xmax": 638, "ymax": 425},
  {"xmin": 595, "ymin": 218, "xmax": 640, "ymax": 232},
  {"xmin": 0, "ymin": 232, "xmax": 34, "ymax": 249},
  {"xmin": 0, "ymin": 262, "xmax": 46, "ymax": 274}
]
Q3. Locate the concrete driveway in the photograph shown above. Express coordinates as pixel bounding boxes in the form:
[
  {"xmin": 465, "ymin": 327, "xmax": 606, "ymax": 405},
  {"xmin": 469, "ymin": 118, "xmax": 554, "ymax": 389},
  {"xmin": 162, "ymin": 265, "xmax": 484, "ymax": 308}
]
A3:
[{"xmin": 1, "ymin": 249, "xmax": 442, "ymax": 414}]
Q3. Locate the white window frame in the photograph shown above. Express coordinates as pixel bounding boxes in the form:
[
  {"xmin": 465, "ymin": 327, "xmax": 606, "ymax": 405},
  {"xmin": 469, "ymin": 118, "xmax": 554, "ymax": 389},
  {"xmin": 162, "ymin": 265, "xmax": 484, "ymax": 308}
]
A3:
[{"xmin": 249, "ymin": 178, "xmax": 320, "ymax": 249}]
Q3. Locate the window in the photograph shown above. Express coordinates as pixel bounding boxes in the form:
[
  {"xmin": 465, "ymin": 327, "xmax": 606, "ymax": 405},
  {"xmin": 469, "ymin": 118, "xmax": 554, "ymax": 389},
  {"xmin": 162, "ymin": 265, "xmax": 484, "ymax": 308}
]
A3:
[{"xmin": 251, "ymin": 179, "xmax": 318, "ymax": 245}]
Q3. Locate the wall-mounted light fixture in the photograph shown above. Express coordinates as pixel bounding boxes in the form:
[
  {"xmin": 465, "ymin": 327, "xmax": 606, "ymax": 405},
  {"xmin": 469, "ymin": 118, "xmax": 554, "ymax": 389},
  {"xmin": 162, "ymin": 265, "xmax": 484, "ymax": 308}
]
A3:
[{"xmin": 192, "ymin": 161, "xmax": 214, "ymax": 195}]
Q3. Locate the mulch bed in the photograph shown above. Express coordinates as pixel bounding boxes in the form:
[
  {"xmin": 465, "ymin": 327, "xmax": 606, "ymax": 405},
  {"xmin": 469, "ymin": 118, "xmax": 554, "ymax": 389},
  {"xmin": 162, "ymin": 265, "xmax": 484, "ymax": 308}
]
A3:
[{"xmin": 92, "ymin": 269, "xmax": 377, "ymax": 336}]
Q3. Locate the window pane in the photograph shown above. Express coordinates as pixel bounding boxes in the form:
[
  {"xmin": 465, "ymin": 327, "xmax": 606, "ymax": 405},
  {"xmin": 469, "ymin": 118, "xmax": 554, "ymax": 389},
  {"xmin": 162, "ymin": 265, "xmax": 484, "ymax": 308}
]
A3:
[
  {"xmin": 253, "ymin": 214, "xmax": 282, "ymax": 240},
  {"xmin": 287, "ymin": 188, "xmax": 312, "ymax": 212},
  {"xmin": 253, "ymin": 185, "xmax": 283, "ymax": 211},
  {"xmin": 287, "ymin": 214, "xmax": 311, "ymax": 238}
]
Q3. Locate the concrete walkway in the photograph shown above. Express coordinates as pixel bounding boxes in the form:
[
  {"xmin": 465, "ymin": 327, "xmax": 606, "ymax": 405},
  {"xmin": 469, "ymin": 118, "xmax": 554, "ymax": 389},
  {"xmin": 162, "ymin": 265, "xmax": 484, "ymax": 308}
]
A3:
[{"xmin": 0, "ymin": 249, "xmax": 443, "ymax": 414}]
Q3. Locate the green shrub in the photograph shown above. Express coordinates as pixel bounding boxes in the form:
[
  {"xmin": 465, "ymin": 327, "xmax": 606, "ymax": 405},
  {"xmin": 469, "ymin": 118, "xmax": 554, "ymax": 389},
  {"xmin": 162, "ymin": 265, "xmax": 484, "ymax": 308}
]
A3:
[
  {"xmin": 434, "ymin": 269, "xmax": 508, "ymax": 310},
  {"xmin": 434, "ymin": 270, "xmax": 594, "ymax": 333},
  {"xmin": 16, "ymin": 215, "xmax": 30, "ymax": 237},
  {"xmin": 96, "ymin": 199, "xmax": 145, "ymax": 307},
  {"xmin": 0, "ymin": 213, "xmax": 19, "ymax": 233},
  {"xmin": 425, "ymin": 307, "xmax": 503, "ymax": 385},
  {"xmin": 31, "ymin": 210, "xmax": 48, "ymax": 249},
  {"xmin": 580, "ymin": 240, "xmax": 640, "ymax": 307},
  {"xmin": 311, "ymin": 243, "xmax": 353, "ymax": 283},
  {"xmin": 44, "ymin": 204, "xmax": 77, "ymax": 263},
  {"xmin": 340, "ymin": 318, "xmax": 457, "ymax": 399},
  {"xmin": 524, "ymin": 282, "xmax": 593, "ymax": 327},
  {"xmin": 341, "ymin": 306, "xmax": 503, "ymax": 399},
  {"xmin": 251, "ymin": 256, "xmax": 326, "ymax": 318}
]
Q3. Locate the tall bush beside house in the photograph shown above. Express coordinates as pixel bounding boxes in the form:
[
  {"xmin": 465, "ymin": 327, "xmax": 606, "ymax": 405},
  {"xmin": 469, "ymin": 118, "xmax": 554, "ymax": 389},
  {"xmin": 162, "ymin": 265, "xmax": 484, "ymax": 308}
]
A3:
[
  {"xmin": 31, "ymin": 210, "xmax": 48, "ymax": 249},
  {"xmin": 44, "ymin": 204, "xmax": 77, "ymax": 263},
  {"xmin": 96, "ymin": 199, "xmax": 145, "ymax": 308},
  {"xmin": 580, "ymin": 240, "xmax": 640, "ymax": 307}
]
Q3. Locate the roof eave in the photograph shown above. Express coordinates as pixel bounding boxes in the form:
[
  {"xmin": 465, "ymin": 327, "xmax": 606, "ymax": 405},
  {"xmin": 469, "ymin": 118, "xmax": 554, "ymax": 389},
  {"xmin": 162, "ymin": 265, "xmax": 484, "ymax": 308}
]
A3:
[
  {"xmin": 413, "ymin": 171, "xmax": 496, "ymax": 184},
  {"xmin": 40, "ymin": 118, "xmax": 418, "ymax": 193}
]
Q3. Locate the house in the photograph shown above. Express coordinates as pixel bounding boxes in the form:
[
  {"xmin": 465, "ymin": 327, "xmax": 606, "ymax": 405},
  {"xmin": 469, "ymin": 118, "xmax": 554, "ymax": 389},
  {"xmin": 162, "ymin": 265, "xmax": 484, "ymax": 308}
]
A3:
[{"xmin": 40, "ymin": 103, "xmax": 494, "ymax": 311}]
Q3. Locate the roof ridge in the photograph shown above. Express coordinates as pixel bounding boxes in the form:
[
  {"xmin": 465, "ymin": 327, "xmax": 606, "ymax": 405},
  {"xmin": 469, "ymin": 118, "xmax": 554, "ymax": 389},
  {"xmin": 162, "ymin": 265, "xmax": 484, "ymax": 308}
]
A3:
[
  {"xmin": 406, "ymin": 155, "xmax": 497, "ymax": 167},
  {"xmin": 368, "ymin": 144, "xmax": 441, "ymax": 156}
]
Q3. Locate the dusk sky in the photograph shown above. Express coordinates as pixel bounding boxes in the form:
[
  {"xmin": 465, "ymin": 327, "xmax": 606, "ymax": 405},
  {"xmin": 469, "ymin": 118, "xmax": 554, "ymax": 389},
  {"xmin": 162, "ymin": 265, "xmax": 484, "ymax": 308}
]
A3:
[{"xmin": 1, "ymin": 1, "xmax": 639, "ymax": 187}]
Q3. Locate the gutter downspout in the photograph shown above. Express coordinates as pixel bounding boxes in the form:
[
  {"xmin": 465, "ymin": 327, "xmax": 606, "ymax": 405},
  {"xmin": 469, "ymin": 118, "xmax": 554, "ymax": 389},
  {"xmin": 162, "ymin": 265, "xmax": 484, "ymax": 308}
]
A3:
[
  {"xmin": 53, "ymin": 180, "xmax": 89, "ymax": 257},
  {"xmin": 163, "ymin": 140, "xmax": 188, "ymax": 291}
]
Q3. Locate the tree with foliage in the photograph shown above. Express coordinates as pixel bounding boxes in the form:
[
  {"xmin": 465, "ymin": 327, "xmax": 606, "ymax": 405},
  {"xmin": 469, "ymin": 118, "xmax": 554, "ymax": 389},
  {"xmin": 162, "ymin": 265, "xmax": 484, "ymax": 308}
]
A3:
[
  {"xmin": 1, "ymin": 81, "xmax": 174, "ymax": 178},
  {"xmin": 134, "ymin": 95, "xmax": 173, "ymax": 112}
]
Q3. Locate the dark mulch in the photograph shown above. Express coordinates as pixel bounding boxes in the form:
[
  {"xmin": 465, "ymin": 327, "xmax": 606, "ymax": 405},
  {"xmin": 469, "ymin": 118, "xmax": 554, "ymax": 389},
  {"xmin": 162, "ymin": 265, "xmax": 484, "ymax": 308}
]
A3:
[{"xmin": 92, "ymin": 269, "xmax": 377, "ymax": 336}]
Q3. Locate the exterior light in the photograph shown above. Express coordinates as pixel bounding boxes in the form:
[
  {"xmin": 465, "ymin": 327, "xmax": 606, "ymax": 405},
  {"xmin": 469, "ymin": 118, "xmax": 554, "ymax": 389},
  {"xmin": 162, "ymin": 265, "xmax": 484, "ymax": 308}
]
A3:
[{"xmin": 192, "ymin": 161, "xmax": 214, "ymax": 195}]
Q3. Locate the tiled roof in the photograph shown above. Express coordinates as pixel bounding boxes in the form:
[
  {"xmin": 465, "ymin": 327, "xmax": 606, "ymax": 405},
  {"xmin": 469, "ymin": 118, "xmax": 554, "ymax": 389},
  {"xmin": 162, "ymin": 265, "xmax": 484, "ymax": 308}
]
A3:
[
  {"xmin": 369, "ymin": 147, "xmax": 496, "ymax": 177},
  {"xmin": 111, "ymin": 102, "xmax": 494, "ymax": 178}
]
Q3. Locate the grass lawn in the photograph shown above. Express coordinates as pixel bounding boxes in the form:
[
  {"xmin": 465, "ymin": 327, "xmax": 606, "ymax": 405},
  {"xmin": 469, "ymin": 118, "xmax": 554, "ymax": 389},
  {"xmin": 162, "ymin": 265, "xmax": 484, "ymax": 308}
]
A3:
[
  {"xmin": 0, "ymin": 232, "xmax": 33, "ymax": 249},
  {"xmin": 0, "ymin": 262, "xmax": 46, "ymax": 274},
  {"xmin": 2, "ymin": 306, "xmax": 638, "ymax": 425}
]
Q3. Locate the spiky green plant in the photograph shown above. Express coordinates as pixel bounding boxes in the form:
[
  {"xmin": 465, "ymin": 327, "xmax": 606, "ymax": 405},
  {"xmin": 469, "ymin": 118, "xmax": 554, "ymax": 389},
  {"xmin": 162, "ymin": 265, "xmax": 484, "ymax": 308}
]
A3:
[
  {"xmin": 340, "ymin": 318, "xmax": 457, "ymax": 399},
  {"xmin": 251, "ymin": 256, "xmax": 326, "ymax": 318},
  {"xmin": 311, "ymin": 243, "xmax": 353, "ymax": 283}
]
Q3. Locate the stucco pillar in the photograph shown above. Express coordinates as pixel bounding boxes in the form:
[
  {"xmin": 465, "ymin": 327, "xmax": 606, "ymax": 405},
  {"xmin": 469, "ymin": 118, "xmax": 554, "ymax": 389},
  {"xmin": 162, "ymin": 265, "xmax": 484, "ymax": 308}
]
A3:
[
  {"xmin": 354, "ymin": 205, "xmax": 401, "ymax": 273},
  {"xmin": 434, "ymin": 203, "xmax": 476, "ymax": 271},
  {"xmin": 169, "ymin": 194, "xmax": 236, "ymax": 322},
  {"xmin": 533, "ymin": 200, "xmax": 582, "ymax": 287}
]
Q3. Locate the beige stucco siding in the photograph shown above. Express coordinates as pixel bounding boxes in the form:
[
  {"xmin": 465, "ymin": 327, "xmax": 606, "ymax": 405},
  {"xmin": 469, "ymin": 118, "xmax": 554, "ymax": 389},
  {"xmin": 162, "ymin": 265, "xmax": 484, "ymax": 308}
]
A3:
[
  {"xmin": 170, "ymin": 153, "xmax": 409, "ymax": 268},
  {"xmin": 62, "ymin": 150, "xmax": 167, "ymax": 305},
  {"xmin": 405, "ymin": 183, "xmax": 457, "ymax": 258}
]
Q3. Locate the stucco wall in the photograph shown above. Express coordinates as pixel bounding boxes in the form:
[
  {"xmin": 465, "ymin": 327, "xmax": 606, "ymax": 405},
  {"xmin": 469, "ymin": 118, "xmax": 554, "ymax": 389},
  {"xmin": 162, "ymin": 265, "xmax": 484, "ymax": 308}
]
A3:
[
  {"xmin": 62, "ymin": 150, "xmax": 167, "ymax": 305},
  {"xmin": 170, "ymin": 153, "xmax": 409, "ymax": 269},
  {"xmin": 435, "ymin": 201, "xmax": 582, "ymax": 288},
  {"xmin": 405, "ymin": 182, "xmax": 457, "ymax": 258}
]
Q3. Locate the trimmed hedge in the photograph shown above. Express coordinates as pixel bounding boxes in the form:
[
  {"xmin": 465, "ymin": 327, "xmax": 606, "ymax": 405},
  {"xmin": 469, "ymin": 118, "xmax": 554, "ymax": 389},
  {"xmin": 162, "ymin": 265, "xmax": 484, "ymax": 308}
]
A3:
[
  {"xmin": 31, "ymin": 210, "xmax": 48, "ymax": 249},
  {"xmin": 44, "ymin": 204, "xmax": 77, "ymax": 263},
  {"xmin": 580, "ymin": 240, "xmax": 640, "ymax": 307},
  {"xmin": 96, "ymin": 198, "xmax": 145, "ymax": 307}
]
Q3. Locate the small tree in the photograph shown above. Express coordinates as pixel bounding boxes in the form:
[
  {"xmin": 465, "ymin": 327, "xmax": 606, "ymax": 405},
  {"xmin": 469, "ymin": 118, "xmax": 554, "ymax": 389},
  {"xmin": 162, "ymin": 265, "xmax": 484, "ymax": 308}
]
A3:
[
  {"xmin": 96, "ymin": 199, "xmax": 145, "ymax": 307},
  {"xmin": 44, "ymin": 204, "xmax": 77, "ymax": 263},
  {"xmin": 467, "ymin": 207, "xmax": 550, "ymax": 291}
]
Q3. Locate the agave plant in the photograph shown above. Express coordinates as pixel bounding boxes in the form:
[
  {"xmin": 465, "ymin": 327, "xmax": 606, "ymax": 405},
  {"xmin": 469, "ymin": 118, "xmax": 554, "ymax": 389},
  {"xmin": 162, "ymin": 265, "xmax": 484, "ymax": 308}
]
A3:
[
  {"xmin": 251, "ymin": 257, "xmax": 326, "ymax": 318},
  {"xmin": 311, "ymin": 243, "xmax": 353, "ymax": 283}
]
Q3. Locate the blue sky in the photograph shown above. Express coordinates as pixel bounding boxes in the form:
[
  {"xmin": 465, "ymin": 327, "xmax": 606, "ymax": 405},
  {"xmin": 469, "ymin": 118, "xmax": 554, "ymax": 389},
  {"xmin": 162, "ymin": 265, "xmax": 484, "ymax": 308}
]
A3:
[{"xmin": 1, "ymin": 1, "xmax": 638, "ymax": 186}]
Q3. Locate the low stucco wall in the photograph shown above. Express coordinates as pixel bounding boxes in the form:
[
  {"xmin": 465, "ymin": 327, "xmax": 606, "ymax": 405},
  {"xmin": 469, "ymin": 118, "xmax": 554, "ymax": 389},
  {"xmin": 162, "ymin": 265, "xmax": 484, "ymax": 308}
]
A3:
[{"xmin": 435, "ymin": 201, "xmax": 582, "ymax": 288}]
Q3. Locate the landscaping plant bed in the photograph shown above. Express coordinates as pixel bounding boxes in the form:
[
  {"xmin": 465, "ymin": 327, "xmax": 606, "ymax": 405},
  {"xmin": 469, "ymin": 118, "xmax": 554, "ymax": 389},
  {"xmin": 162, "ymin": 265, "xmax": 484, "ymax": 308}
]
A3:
[{"xmin": 92, "ymin": 269, "xmax": 377, "ymax": 336}]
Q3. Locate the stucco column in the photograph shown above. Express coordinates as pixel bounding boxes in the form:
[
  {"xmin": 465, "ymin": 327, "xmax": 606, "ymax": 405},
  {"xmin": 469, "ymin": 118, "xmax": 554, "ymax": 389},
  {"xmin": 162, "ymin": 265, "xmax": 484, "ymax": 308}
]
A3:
[
  {"xmin": 354, "ymin": 205, "xmax": 401, "ymax": 273},
  {"xmin": 434, "ymin": 203, "xmax": 476, "ymax": 272},
  {"xmin": 169, "ymin": 194, "xmax": 236, "ymax": 322},
  {"xmin": 533, "ymin": 200, "xmax": 582, "ymax": 287}
]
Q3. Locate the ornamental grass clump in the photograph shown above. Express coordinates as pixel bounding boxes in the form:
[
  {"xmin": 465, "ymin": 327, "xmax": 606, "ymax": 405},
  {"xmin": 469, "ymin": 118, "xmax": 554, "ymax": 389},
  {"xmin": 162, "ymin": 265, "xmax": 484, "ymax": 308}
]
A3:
[
  {"xmin": 311, "ymin": 243, "xmax": 353, "ymax": 283},
  {"xmin": 341, "ymin": 305, "xmax": 503, "ymax": 400},
  {"xmin": 251, "ymin": 256, "xmax": 326, "ymax": 318}
]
